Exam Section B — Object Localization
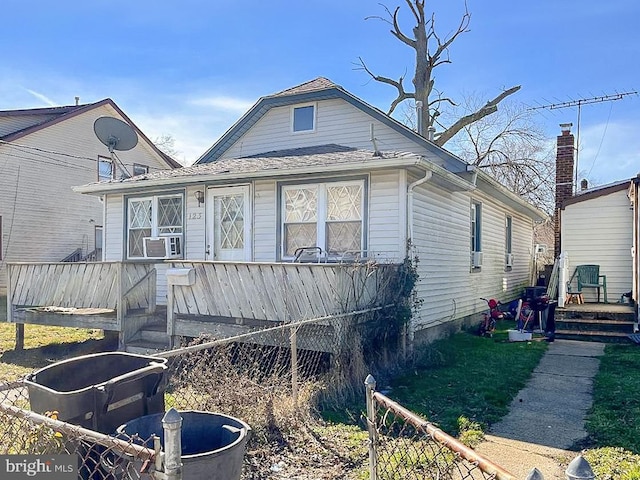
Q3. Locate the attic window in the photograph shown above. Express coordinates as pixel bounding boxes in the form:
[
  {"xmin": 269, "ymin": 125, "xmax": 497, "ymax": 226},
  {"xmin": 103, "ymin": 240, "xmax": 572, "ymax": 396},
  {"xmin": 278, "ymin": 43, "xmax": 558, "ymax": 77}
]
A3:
[{"xmin": 292, "ymin": 104, "xmax": 315, "ymax": 132}]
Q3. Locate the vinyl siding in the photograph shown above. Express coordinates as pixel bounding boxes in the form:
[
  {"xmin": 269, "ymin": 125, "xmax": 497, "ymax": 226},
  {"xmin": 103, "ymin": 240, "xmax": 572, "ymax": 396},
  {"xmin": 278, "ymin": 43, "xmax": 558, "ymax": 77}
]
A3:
[
  {"xmin": 0, "ymin": 103, "xmax": 175, "ymax": 294},
  {"xmin": 220, "ymin": 99, "xmax": 433, "ymax": 160},
  {"xmin": 0, "ymin": 114, "xmax": 60, "ymax": 137},
  {"xmin": 253, "ymin": 180, "xmax": 277, "ymax": 262},
  {"xmin": 104, "ymin": 194, "xmax": 124, "ymax": 260},
  {"xmin": 369, "ymin": 170, "xmax": 405, "ymax": 261},
  {"xmin": 185, "ymin": 185, "xmax": 206, "ymax": 261},
  {"xmin": 561, "ymin": 189, "xmax": 632, "ymax": 302},
  {"xmin": 410, "ymin": 178, "xmax": 534, "ymax": 333}
]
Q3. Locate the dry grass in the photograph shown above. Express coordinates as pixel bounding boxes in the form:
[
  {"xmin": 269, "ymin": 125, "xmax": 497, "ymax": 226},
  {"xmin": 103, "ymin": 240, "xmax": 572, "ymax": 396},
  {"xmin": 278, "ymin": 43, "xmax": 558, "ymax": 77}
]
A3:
[{"xmin": 0, "ymin": 322, "xmax": 115, "ymax": 382}]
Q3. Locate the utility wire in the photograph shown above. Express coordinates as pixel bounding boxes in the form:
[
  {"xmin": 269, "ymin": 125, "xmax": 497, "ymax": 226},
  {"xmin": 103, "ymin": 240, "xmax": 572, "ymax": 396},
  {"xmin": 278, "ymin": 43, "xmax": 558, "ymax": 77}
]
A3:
[
  {"xmin": 0, "ymin": 140, "xmax": 172, "ymax": 172},
  {"xmin": 586, "ymin": 101, "xmax": 614, "ymax": 179}
]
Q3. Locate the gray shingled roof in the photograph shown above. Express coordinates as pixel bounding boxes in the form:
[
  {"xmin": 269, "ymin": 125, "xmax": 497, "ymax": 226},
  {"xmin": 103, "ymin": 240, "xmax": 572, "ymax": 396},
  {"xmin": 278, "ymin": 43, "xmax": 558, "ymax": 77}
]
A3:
[
  {"xmin": 95, "ymin": 144, "xmax": 413, "ymax": 186},
  {"xmin": 270, "ymin": 77, "xmax": 338, "ymax": 97}
]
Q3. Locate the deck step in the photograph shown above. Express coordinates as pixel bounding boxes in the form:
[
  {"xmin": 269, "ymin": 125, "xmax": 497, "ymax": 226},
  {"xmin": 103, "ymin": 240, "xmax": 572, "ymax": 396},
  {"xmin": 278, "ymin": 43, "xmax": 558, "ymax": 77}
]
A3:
[
  {"xmin": 554, "ymin": 318, "xmax": 636, "ymax": 334},
  {"xmin": 554, "ymin": 329, "xmax": 634, "ymax": 344},
  {"xmin": 125, "ymin": 339, "xmax": 170, "ymax": 355}
]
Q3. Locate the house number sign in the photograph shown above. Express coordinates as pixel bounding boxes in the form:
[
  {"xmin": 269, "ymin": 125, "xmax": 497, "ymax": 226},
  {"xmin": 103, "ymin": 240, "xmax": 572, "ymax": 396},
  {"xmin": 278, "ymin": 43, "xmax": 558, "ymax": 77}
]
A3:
[{"xmin": 188, "ymin": 213, "xmax": 202, "ymax": 220}]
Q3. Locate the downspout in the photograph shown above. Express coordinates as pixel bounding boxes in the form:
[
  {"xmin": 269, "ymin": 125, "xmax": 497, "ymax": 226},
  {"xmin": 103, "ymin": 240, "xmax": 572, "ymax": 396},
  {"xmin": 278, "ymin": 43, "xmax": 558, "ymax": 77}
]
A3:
[
  {"xmin": 406, "ymin": 168, "xmax": 432, "ymax": 348},
  {"xmin": 407, "ymin": 169, "xmax": 433, "ymax": 246}
]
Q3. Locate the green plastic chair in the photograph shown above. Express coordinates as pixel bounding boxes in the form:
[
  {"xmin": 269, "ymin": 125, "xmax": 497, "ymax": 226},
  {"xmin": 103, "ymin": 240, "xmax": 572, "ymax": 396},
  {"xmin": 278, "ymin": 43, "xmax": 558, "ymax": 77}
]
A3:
[{"xmin": 572, "ymin": 264, "xmax": 608, "ymax": 303}]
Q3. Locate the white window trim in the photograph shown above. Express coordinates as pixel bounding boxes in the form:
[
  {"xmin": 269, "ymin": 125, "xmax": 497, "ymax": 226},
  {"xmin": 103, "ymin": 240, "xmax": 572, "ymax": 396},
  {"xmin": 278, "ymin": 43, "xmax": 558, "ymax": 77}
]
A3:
[
  {"xmin": 281, "ymin": 179, "xmax": 365, "ymax": 260},
  {"xmin": 98, "ymin": 155, "xmax": 112, "ymax": 181},
  {"xmin": 127, "ymin": 193, "xmax": 184, "ymax": 259},
  {"xmin": 471, "ymin": 201, "xmax": 482, "ymax": 253},
  {"xmin": 291, "ymin": 103, "xmax": 317, "ymax": 133}
]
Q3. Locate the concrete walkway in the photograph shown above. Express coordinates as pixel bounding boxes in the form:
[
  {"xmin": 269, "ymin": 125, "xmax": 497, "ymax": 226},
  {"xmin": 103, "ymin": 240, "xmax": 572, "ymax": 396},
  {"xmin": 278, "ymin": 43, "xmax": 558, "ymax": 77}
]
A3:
[{"xmin": 475, "ymin": 339, "xmax": 605, "ymax": 479}]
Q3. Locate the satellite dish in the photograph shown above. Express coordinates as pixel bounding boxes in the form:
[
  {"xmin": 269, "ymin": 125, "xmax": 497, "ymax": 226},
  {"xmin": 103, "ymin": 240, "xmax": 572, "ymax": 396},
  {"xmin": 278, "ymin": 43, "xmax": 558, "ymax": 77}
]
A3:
[{"xmin": 93, "ymin": 116, "xmax": 138, "ymax": 153}]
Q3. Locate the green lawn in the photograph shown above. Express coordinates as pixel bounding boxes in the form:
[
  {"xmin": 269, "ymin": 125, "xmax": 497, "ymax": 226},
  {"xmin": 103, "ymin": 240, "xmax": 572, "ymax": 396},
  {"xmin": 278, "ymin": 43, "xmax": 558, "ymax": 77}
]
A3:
[{"xmin": 387, "ymin": 322, "xmax": 548, "ymax": 434}]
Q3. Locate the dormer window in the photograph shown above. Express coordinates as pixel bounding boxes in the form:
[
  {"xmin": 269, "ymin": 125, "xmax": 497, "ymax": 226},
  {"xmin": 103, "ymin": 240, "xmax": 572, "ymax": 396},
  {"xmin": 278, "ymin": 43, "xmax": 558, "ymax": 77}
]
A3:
[{"xmin": 292, "ymin": 104, "xmax": 315, "ymax": 132}]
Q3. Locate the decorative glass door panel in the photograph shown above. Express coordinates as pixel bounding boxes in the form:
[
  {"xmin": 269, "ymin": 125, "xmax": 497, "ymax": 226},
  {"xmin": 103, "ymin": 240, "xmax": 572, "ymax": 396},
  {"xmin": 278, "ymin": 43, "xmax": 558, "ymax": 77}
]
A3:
[{"xmin": 209, "ymin": 186, "xmax": 251, "ymax": 261}]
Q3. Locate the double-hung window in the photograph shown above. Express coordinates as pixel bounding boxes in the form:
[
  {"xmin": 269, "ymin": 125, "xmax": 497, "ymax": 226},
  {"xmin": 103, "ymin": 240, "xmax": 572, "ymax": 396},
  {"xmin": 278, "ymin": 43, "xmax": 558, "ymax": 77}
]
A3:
[
  {"xmin": 505, "ymin": 215, "xmax": 513, "ymax": 267},
  {"xmin": 471, "ymin": 202, "xmax": 482, "ymax": 253},
  {"xmin": 127, "ymin": 193, "xmax": 184, "ymax": 259},
  {"xmin": 281, "ymin": 180, "xmax": 365, "ymax": 259},
  {"xmin": 471, "ymin": 201, "xmax": 483, "ymax": 269}
]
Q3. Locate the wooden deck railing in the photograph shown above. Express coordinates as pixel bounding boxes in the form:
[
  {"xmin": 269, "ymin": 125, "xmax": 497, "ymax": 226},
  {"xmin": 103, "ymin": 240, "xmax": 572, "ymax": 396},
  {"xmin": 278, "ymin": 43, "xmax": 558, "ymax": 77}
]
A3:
[
  {"xmin": 6, "ymin": 262, "xmax": 157, "ymax": 347},
  {"xmin": 166, "ymin": 261, "xmax": 401, "ymax": 344}
]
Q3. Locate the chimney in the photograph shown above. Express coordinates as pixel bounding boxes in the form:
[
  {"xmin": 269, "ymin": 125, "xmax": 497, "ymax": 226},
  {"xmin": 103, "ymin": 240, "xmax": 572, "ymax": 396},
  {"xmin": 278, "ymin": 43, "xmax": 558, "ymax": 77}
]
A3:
[
  {"xmin": 554, "ymin": 123, "xmax": 575, "ymax": 258},
  {"xmin": 75, "ymin": 96, "xmax": 80, "ymax": 106},
  {"xmin": 581, "ymin": 179, "xmax": 589, "ymax": 191}
]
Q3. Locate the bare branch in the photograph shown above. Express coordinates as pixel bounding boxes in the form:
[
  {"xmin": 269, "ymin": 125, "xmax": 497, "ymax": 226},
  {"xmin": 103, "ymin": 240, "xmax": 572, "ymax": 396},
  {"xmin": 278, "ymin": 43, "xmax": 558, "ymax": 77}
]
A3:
[
  {"xmin": 391, "ymin": 6, "xmax": 416, "ymax": 47},
  {"xmin": 356, "ymin": 57, "xmax": 411, "ymax": 115},
  {"xmin": 434, "ymin": 86, "xmax": 521, "ymax": 146}
]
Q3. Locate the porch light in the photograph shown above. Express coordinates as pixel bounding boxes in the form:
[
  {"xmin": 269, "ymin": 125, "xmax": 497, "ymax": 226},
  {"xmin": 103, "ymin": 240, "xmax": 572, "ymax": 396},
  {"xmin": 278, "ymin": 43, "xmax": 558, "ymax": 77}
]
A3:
[{"xmin": 194, "ymin": 190, "xmax": 204, "ymax": 207}]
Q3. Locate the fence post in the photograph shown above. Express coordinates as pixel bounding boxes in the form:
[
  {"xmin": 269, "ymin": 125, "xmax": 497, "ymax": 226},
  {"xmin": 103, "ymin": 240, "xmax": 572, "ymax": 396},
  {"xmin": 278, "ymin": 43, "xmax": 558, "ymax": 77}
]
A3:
[
  {"xmin": 290, "ymin": 325, "xmax": 298, "ymax": 408},
  {"xmin": 565, "ymin": 455, "xmax": 595, "ymax": 480},
  {"xmin": 365, "ymin": 374, "xmax": 378, "ymax": 480},
  {"xmin": 162, "ymin": 408, "xmax": 183, "ymax": 480},
  {"xmin": 525, "ymin": 467, "xmax": 544, "ymax": 480}
]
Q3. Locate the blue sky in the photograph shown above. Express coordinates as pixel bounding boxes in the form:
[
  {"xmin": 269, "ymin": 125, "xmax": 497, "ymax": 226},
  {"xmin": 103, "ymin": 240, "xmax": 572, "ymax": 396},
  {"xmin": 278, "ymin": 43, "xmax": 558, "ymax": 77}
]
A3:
[{"xmin": 1, "ymin": 0, "xmax": 638, "ymax": 185}]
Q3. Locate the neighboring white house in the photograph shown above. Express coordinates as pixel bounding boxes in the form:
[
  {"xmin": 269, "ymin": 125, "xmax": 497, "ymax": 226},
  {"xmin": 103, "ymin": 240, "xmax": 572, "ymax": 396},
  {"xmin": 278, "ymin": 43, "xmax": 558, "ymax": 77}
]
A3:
[
  {"xmin": 75, "ymin": 78, "xmax": 546, "ymax": 342},
  {"xmin": 0, "ymin": 99, "xmax": 180, "ymax": 294},
  {"xmin": 561, "ymin": 179, "xmax": 635, "ymax": 304}
]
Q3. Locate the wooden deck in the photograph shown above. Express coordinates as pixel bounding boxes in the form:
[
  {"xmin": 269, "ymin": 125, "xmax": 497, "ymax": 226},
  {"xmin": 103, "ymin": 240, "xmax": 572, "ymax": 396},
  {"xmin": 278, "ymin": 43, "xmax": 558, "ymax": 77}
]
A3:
[
  {"xmin": 6, "ymin": 261, "xmax": 157, "ymax": 349},
  {"xmin": 5, "ymin": 260, "xmax": 402, "ymax": 353},
  {"xmin": 165, "ymin": 261, "xmax": 401, "ymax": 351}
]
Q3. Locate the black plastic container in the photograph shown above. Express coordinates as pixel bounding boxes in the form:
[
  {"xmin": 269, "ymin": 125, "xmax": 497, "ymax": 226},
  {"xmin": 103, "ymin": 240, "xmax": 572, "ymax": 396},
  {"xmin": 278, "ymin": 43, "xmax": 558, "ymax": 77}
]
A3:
[
  {"xmin": 25, "ymin": 352, "xmax": 167, "ymax": 434},
  {"xmin": 117, "ymin": 410, "xmax": 251, "ymax": 480}
]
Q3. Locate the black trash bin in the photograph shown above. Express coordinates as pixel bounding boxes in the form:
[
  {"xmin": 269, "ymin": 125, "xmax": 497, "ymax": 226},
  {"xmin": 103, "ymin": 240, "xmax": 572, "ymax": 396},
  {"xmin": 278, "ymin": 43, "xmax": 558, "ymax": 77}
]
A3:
[
  {"xmin": 25, "ymin": 352, "xmax": 168, "ymax": 434},
  {"xmin": 117, "ymin": 410, "xmax": 251, "ymax": 480}
]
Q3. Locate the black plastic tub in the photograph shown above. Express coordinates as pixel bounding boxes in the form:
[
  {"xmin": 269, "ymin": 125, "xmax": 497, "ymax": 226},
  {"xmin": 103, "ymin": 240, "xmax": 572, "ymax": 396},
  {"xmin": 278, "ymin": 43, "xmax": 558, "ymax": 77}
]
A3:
[
  {"xmin": 25, "ymin": 352, "xmax": 167, "ymax": 434},
  {"xmin": 117, "ymin": 410, "xmax": 251, "ymax": 480}
]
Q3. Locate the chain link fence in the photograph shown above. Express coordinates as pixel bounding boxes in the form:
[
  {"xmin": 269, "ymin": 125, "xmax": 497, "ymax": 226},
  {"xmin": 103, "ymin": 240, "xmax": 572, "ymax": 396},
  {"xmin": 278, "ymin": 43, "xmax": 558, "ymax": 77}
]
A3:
[
  {"xmin": 0, "ymin": 306, "xmax": 405, "ymax": 479},
  {"xmin": 364, "ymin": 375, "xmax": 517, "ymax": 480},
  {"xmin": 0, "ymin": 382, "xmax": 159, "ymax": 479}
]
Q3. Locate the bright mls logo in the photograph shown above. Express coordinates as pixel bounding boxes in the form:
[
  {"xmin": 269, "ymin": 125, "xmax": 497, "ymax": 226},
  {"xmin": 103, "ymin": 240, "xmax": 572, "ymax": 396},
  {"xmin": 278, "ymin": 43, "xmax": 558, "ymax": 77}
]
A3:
[{"xmin": 1, "ymin": 455, "xmax": 76, "ymax": 479}]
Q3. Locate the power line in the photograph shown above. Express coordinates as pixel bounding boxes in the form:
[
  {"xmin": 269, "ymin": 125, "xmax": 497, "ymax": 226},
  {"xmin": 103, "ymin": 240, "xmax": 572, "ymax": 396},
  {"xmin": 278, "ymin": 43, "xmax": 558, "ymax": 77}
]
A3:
[
  {"xmin": 0, "ymin": 140, "xmax": 172, "ymax": 173},
  {"xmin": 528, "ymin": 91, "xmax": 638, "ymax": 192}
]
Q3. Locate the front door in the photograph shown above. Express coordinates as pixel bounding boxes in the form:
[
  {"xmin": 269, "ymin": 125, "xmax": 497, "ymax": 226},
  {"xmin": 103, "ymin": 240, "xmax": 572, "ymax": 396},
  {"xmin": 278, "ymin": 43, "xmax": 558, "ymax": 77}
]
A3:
[{"xmin": 207, "ymin": 186, "xmax": 251, "ymax": 261}]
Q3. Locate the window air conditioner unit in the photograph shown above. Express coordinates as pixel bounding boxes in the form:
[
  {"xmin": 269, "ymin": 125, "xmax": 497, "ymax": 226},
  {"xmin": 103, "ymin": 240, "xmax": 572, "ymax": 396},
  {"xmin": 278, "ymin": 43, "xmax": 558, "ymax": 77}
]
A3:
[
  {"xmin": 472, "ymin": 251, "xmax": 483, "ymax": 268},
  {"xmin": 143, "ymin": 236, "xmax": 182, "ymax": 259},
  {"xmin": 506, "ymin": 253, "xmax": 514, "ymax": 267}
]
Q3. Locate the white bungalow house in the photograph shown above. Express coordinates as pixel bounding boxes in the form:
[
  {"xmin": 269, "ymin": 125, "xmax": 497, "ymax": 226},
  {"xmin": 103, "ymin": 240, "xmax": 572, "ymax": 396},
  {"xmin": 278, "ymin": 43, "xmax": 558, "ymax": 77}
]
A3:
[
  {"xmin": 0, "ymin": 99, "xmax": 180, "ymax": 294},
  {"xmin": 65, "ymin": 78, "xmax": 545, "ymax": 345}
]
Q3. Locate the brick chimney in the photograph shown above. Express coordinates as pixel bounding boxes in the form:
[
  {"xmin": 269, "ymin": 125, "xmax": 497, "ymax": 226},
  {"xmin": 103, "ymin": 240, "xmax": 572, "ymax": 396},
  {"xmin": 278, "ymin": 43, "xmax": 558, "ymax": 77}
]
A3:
[{"xmin": 554, "ymin": 123, "xmax": 575, "ymax": 258}]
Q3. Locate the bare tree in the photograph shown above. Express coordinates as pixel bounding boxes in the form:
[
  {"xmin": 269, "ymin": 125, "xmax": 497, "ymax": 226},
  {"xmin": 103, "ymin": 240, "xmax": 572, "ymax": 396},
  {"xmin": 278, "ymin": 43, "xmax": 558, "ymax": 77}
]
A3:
[
  {"xmin": 357, "ymin": 0, "xmax": 520, "ymax": 146},
  {"xmin": 153, "ymin": 133, "xmax": 181, "ymax": 159},
  {"xmin": 448, "ymin": 96, "xmax": 556, "ymax": 213}
]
